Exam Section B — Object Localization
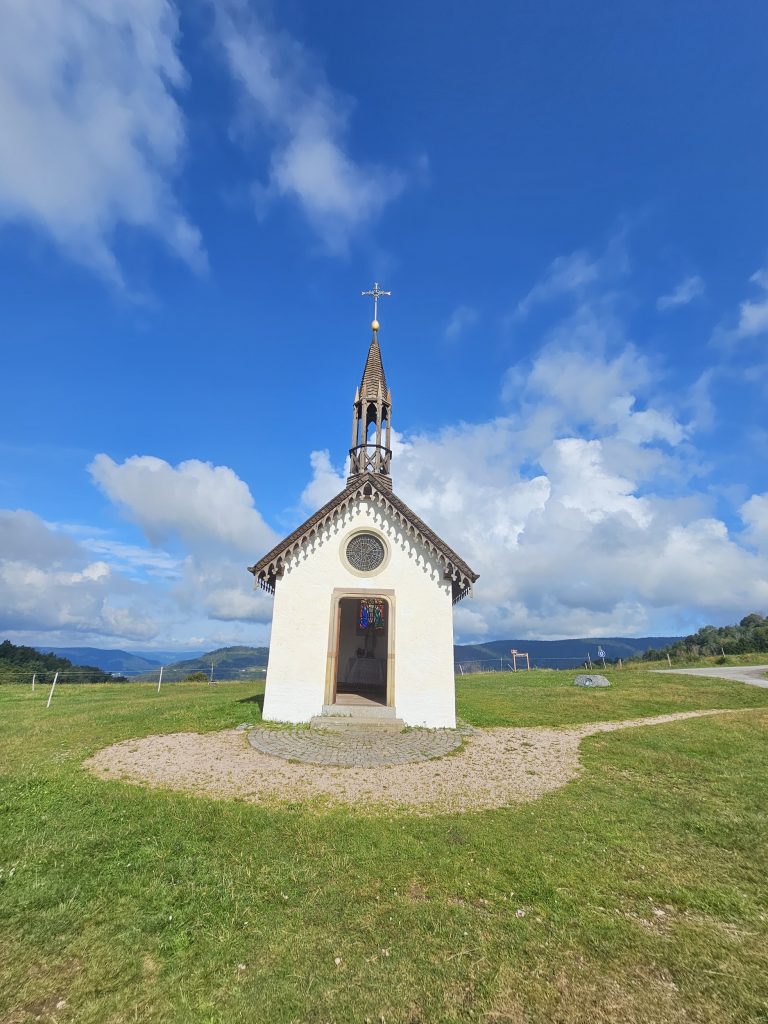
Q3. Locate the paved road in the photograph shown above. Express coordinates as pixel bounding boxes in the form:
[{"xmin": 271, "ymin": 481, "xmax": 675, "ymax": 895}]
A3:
[{"xmin": 652, "ymin": 665, "xmax": 768, "ymax": 689}]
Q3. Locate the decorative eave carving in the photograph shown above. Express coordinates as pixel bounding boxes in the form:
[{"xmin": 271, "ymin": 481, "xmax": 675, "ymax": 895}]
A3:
[{"xmin": 247, "ymin": 474, "xmax": 479, "ymax": 603}]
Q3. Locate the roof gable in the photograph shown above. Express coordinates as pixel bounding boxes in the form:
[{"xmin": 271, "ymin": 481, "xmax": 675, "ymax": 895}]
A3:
[{"xmin": 248, "ymin": 474, "xmax": 478, "ymax": 603}]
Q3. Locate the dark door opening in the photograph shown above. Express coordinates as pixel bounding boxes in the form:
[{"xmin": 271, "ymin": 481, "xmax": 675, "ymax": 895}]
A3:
[{"xmin": 334, "ymin": 596, "xmax": 389, "ymax": 706}]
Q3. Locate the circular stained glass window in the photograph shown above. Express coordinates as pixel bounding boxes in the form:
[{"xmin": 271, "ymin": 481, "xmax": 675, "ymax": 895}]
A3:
[{"xmin": 346, "ymin": 533, "xmax": 386, "ymax": 572}]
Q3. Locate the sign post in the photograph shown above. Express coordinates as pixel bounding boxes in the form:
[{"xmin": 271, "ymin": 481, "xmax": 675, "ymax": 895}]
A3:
[{"xmin": 510, "ymin": 649, "xmax": 531, "ymax": 672}]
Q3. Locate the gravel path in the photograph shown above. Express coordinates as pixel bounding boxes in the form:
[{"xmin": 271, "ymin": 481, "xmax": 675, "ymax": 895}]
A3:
[
  {"xmin": 84, "ymin": 709, "xmax": 738, "ymax": 814},
  {"xmin": 652, "ymin": 665, "xmax": 768, "ymax": 688}
]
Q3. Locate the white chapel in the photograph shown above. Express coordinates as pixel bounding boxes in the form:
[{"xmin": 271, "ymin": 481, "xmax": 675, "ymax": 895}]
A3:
[{"xmin": 248, "ymin": 286, "xmax": 478, "ymax": 729}]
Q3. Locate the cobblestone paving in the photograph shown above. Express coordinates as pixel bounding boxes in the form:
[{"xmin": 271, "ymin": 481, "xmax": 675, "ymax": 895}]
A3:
[{"xmin": 247, "ymin": 724, "xmax": 462, "ymax": 766}]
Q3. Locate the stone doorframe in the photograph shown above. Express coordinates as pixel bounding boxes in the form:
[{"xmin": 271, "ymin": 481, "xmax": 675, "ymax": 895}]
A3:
[{"xmin": 324, "ymin": 588, "xmax": 396, "ymax": 708}]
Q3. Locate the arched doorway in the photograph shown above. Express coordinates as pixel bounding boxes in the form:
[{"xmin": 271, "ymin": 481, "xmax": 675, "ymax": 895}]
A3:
[{"xmin": 327, "ymin": 591, "xmax": 393, "ymax": 708}]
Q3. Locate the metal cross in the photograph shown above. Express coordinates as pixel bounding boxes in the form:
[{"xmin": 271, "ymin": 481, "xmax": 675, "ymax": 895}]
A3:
[{"xmin": 361, "ymin": 281, "xmax": 391, "ymax": 322}]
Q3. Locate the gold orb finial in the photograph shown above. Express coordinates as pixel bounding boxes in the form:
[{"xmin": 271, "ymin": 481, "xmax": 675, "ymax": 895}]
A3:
[{"xmin": 371, "ymin": 318, "xmax": 380, "ymax": 332}]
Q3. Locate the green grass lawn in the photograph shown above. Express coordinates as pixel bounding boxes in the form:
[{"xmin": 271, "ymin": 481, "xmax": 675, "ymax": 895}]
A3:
[
  {"xmin": 456, "ymin": 666, "xmax": 768, "ymax": 726},
  {"xmin": 1, "ymin": 671, "xmax": 768, "ymax": 1023}
]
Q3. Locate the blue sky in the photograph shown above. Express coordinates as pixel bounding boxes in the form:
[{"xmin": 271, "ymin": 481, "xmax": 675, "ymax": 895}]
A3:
[{"xmin": 1, "ymin": 0, "xmax": 767, "ymax": 650}]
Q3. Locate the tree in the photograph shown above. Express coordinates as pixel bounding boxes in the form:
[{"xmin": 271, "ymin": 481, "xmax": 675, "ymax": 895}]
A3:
[
  {"xmin": 629, "ymin": 611, "xmax": 768, "ymax": 663},
  {"xmin": 184, "ymin": 671, "xmax": 209, "ymax": 682}
]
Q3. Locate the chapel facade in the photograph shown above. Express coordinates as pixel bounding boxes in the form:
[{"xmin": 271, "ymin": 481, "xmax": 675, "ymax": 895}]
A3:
[{"xmin": 248, "ymin": 290, "xmax": 478, "ymax": 729}]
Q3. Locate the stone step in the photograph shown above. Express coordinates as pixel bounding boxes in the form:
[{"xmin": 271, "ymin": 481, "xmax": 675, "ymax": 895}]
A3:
[
  {"xmin": 320, "ymin": 703, "xmax": 396, "ymax": 719},
  {"xmin": 310, "ymin": 715, "xmax": 405, "ymax": 734}
]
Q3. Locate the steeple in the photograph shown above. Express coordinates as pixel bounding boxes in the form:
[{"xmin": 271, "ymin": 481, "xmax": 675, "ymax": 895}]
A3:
[
  {"xmin": 347, "ymin": 285, "xmax": 393, "ymax": 491},
  {"xmin": 359, "ymin": 333, "xmax": 388, "ymax": 400}
]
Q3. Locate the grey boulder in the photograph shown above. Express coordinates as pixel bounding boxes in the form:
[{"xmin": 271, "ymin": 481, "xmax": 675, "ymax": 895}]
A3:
[{"xmin": 573, "ymin": 674, "xmax": 610, "ymax": 688}]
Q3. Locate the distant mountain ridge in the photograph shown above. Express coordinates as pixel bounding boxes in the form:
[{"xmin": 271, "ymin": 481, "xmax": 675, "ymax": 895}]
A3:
[
  {"xmin": 2, "ymin": 641, "xmax": 118, "ymax": 683},
  {"xmin": 453, "ymin": 636, "xmax": 682, "ymax": 666},
  {"xmin": 39, "ymin": 648, "xmax": 205, "ymax": 675},
  {"xmin": 37, "ymin": 636, "xmax": 682, "ymax": 680}
]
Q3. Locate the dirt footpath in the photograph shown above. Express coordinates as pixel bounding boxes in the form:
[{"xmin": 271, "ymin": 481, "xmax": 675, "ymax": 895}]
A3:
[
  {"xmin": 84, "ymin": 709, "xmax": 737, "ymax": 814},
  {"xmin": 652, "ymin": 665, "xmax": 768, "ymax": 688}
]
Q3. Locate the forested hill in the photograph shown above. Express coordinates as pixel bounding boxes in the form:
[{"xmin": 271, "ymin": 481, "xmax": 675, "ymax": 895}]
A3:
[
  {"xmin": 135, "ymin": 645, "xmax": 270, "ymax": 682},
  {"xmin": 638, "ymin": 613, "xmax": 768, "ymax": 660},
  {"xmin": 0, "ymin": 640, "xmax": 120, "ymax": 683},
  {"xmin": 40, "ymin": 647, "xmax": 163, "ymax": 676}
]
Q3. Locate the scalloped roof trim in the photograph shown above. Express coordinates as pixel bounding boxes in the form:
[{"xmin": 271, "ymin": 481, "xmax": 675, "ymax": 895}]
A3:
[{"xmin": 247, "ymin": 474, "xmax": 478, "ymax": 603}]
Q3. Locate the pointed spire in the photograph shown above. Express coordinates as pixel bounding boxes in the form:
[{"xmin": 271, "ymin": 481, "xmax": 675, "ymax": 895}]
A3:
[{"xmin": 359, "ymin": 331, "xmax": 388, "ymax": 400}]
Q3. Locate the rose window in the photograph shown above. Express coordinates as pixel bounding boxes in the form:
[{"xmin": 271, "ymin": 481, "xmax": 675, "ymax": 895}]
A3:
[{"xmin": 346, "ymin": 533, "xmax": 386, "ymax": 572}]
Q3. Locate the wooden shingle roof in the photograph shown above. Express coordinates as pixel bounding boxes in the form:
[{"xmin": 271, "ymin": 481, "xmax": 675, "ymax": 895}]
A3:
[{"xmin": 359, "ymin": 334, "xmax": 388, "ymax": 399}]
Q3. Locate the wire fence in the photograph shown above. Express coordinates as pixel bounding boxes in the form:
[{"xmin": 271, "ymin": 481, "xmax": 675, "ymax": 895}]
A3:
[
  {"xmin": 4, "ymin": 652, "xmax": 632, "ymax": 687},
  {"xmin": 133, "ymin": 666, "xmax": 267, "ymax": 684},
  {"xmin": 454, "ymin": 656, "xmax": 612, "ymax": 674},
  {"xmin": 3, "ymin": 662, "xmax": 602, "ymax": 684},
  {"xmin": 0, "ymin": 669, "xmax": 130, "ymax": 685},
  {"xmin": 0, "ymin": 667, "xmax": 266, "ymax": 686}
]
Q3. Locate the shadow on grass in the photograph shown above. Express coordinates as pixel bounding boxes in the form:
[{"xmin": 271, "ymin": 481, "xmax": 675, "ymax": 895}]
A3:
[{"xmin": 237, "ymin": 694, "xmax": 265, "ymax": 711}]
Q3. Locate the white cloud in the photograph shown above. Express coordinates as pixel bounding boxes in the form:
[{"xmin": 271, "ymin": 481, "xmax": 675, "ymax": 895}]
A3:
[
  {"xmin": 294, "ymin": 333, "xmax": 768, "ymax": 641},
  {"xmin": 88, "ymin": 453, "xmax": 280, "ymax": 634},
  {"xmin": 1, "ymin": 452, "xmax": 286, "ymax": 646},
  {"xmin": 686, "ymin": 370, "xmax": 716, "ymax": 432},
  {"xmin": 204, "ymin": 589, "xmax": 271, "ymax": 623},
  {"xmin": 300, "ymin": 449, "xmax": 346, "ymax": 511},
  {"xmin": 521, "ymin": 331, "xmax": 651, "ymax": 426},
  {"xmin": 616, "ymin": 408, "xmax": 686, "ymax": 447},
  {"xmin": 540, "ymin": 438, "xmax": 652, "ymax": 527},
  {"xmin": 2, "ymin": 454, "xmax": 290, "ymax": 647},
  {"xmin": 0, "ymin": 510, "xmax": 157, "ymax": 640},
  {"xmin": 444, "ymin": 305, "xmax": 478, "ymax": 342},
  {"xmin": 736, "ymin": 268, "xmax": 768, "ymax": 338},
  {"xmin": 398, "ymin": 424, "xmax": 766, "ymax": 639},
  {"xmin": 0, "ymin": 0, "xmax": 204, "ymax": 283},
  {"xmin": 657, "ymin": 274, "xmax": 705, "ymax": 311},
  {"xmin": 741, "ymin": 493, "xmax": 768, "ymax": 553},
  {"xmin": 453, "ymin": 606, "xmax": 490, "ymax": 638},
  {"xmin": 503, "ymin": 307, "xmax": 688, "ymax": 457},
  {"xmin": 511, "ymin": 241, "xmax": 629, "ymax": 321},
  {"xmin": 0, "ymin": 508, "xmax": 82, "ymax": 567},
  {"xmin": 214, "ymin": 1, "xmax": 406, "ymax": 249},
  {"xmin": 89, "ymin": 454, "xmax": 277, "ymax": 555},
  {"xmin": 77, "ymin": 538, "xmax": 181, "ymax": 579}
]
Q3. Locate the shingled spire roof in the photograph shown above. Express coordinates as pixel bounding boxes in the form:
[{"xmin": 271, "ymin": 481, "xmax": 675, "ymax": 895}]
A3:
[{"xmin": 359, "ymin": 332, "xmax": 388, "ymax": 399}]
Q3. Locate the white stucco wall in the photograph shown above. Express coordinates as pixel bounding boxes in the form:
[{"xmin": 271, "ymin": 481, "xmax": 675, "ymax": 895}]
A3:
[{"xmin": 261, "ymin": 495, "xmax": 457, "ymax": 728}]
